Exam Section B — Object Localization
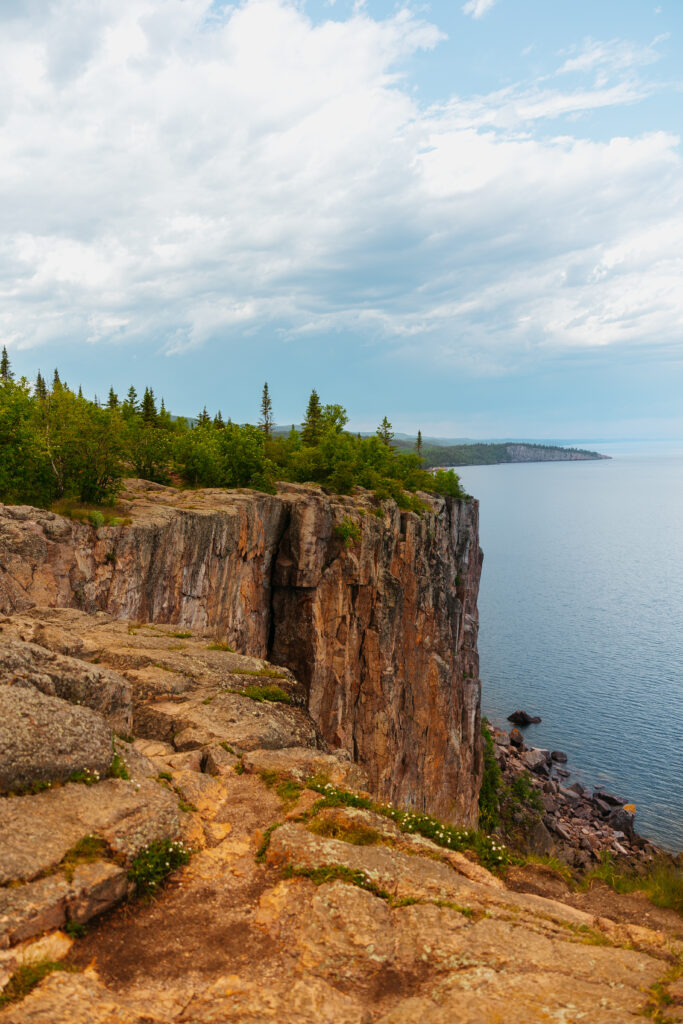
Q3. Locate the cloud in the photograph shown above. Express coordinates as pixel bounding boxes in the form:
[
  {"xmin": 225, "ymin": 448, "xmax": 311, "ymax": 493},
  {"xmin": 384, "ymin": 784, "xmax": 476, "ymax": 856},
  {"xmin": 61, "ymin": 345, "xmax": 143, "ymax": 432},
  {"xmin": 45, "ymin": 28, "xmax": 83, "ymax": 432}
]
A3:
[
  {"xmin": 0, "ymin": 0, "xmax": 681, "ymax": 379},
  {"xmin": 462, "ymin": 0, "xmax": 497, "ymax": 18}
]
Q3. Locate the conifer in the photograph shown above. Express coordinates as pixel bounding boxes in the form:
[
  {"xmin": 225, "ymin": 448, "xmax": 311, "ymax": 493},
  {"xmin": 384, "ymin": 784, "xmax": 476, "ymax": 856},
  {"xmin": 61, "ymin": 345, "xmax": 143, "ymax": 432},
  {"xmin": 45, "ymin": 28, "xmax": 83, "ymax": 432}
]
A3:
[
  {"xmin": 197, "ymin": 406, "xmax": 211, "ymax": 426},
  {"xmin": 125, "ymin": 386, "xmax": 139, "ymax": 413},
  {"xmin": 301, "ymin": 389, "xmax": 322, "ymax": 446},
  {"xmin": 107, "ymin": 387, "xmax": 119, "ymax": 409},
  {"xmin": 214, "ymin": 410, "xmax": 225, "ymax": 429},
  {"xmin": 35, "ymin": 372, "xmax": 47, "ymax": 399},
  {"xmin": 377, "ymin": 416, "xmax": 394, "ymax": 448},
  {"xmin": 416, "ymin": 430, "xmax": 423, "ymax": 457},
  {"xmin": 141, "ymin": 387, "xmax": 157, "ymax": 424},
  {"xmin": 0, "ymin": 346, "xmax": 12, "ymax": 381},
  {"xmin": 259, "ymin": 383, "xmax": 273, "ymax": 438}
]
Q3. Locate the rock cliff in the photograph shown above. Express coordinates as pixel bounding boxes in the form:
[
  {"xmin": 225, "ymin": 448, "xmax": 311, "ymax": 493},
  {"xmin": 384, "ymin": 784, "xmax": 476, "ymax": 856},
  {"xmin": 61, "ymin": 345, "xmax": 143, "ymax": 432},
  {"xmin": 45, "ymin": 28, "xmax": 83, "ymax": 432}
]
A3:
[{"xmin": 0, "ymin": 480, "xmax": 483, "ymax": 824}]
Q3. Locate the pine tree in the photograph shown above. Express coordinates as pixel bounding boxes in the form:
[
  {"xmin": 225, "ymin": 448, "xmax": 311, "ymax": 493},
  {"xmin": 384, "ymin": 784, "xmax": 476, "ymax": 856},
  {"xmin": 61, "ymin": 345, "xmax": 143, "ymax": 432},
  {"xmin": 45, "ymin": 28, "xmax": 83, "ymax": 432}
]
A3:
[
  {"xmin": 259, "ymin": 382, "xmax": 273, "ymax": 438},
  {"xmin": 416, "ymin": 430, "xmax": 423, "ymax": 457},
  {"xmin": 377, "ymin": 416, "xmax": 394, "ymax": 448},
  {"xmin": 301, "ymin": 389, "xmax": 322, "ymax": 446},
  {"xmin": 107, "ymin": 387, "xmax": 119, "ymax": 409},
  {"xmin": 197, "ymin": 406, "xmax": 211, "ymax": 426},
  {"xmin": 141, "ymin": 387, "xmax": 157, "ymax": 424},
  {"xmin": 124, "ymin": 386, "xmax": 139, "ymax": 413},
  {"xmin": 52, "ymin": 368, "xmax": 62, "ymax": 392},
  {"xmin": 0, "ymin": 346, "xmax": 12, "ymax": 381},
  {"xmin": 78, "ymin": 386, "xmax": 84, "ymax": 399},
  {"xmin": 35, "ymin": 371, "xmax": 47, "ymax": 399},
  {"xmin": 214, "ymin": 410, "xmax": 225, "ymax": 429}
]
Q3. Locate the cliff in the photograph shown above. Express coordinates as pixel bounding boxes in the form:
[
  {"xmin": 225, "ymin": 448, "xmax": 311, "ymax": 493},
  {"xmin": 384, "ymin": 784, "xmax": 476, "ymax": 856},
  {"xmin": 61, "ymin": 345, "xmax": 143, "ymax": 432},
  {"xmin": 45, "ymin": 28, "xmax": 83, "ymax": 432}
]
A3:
[{"xmin": 0, "ymin": 479, "xmax": 483, "ymax": 825}]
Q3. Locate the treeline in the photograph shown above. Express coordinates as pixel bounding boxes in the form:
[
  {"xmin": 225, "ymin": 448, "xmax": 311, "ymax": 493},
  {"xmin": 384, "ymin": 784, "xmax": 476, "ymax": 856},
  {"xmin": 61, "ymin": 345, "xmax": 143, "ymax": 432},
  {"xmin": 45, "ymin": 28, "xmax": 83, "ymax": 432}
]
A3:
[
  {"xmin": 0, "ymin": 351, "xmax": 465, "ymax": 509},
  {"xmin": 393, "ymin": 440, "xmax": 601, "ymax": 467}
]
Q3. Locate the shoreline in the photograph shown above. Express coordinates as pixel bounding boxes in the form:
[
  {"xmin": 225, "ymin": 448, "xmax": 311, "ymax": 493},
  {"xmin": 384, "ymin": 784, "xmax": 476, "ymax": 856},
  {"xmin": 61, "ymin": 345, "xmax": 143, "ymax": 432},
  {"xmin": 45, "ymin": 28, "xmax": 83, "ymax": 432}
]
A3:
[{"xmin": 486, "ymin": 715, "xmax": 680, "ymax": 868}]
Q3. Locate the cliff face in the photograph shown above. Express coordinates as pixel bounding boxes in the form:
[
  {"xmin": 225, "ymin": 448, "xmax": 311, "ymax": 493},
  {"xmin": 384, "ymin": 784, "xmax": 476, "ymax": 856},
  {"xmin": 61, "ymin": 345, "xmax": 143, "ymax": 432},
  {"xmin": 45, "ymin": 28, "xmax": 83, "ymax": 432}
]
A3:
[{"xmin": 0, "ymin": 480, "xmax": 483, "ymax": 824}]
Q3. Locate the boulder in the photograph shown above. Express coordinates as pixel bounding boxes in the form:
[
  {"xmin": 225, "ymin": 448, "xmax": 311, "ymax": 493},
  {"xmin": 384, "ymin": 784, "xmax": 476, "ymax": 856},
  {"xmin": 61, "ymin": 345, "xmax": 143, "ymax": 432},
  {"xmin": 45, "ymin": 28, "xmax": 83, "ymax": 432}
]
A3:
[
  {"xmin": 507, "ymin": 710, "xmax": 542, "ymax": 726},
  {"xmin": 0, "ymin": 685, "xmax": 113, "ymax": 794},
  {"xmin": 594, "ymin": 791, "xmax": 625, "ymax": 807},
  {"xmin": 550, "ymin": 750, "xmax": 568, "ymax": 763},
  {"xmin": 509, "ymin": 728, "xmax": 524, "ymax": 748},
  {"xmin": 607, "ymin": 806, "xmax": 636, "ymax": 838},
  {"xmin": 521, "ymin": 748, "xmax": 551, "ymax": 774}
]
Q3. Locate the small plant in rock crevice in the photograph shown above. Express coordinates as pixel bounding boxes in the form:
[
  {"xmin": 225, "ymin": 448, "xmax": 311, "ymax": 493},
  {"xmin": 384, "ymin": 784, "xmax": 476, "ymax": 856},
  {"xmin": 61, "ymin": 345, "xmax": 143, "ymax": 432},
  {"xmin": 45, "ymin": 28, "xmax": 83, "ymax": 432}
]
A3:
[
  {"xmin": 333, "ymin": 518, "xmax": 361, "ymax": 547},
  {"xmin": 127, "ymin": 839, "xmax": 190, "ymax": 897},
  {"xmin": 0, "ymin": 962, "xmax": 75, "ymax": 1008}
]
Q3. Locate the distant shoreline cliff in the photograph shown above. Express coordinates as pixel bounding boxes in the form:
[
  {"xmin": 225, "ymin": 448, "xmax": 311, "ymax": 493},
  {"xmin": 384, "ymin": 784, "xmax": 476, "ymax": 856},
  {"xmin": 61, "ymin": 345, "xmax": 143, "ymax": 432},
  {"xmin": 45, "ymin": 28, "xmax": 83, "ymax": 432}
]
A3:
[{"xmin": 401, "ymin": 441, "xmax": 610, "ymax": 468}]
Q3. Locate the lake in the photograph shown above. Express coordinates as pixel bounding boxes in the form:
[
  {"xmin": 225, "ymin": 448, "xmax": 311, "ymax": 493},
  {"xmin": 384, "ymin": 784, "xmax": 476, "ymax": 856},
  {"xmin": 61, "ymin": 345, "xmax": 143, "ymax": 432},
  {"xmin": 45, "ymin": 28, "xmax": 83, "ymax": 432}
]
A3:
[{"xmin": 456, "ymin": 442, "xmax": 683, "ymax": 851}]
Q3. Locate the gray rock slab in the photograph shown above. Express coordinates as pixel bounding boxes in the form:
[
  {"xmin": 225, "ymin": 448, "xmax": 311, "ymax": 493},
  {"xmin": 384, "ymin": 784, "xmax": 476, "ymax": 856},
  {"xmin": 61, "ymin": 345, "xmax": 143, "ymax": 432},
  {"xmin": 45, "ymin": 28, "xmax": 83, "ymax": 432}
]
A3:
[
  {"xmin": 0, "ymin": 637, "xmax": 132, "ymax": 734},
  {"xmin": 0, "ymin": 778, "xmax": 183, "ymax": 884},
  {"xmin": 0, "ymin": 686, "xmax": 113, "ymax": 794}
]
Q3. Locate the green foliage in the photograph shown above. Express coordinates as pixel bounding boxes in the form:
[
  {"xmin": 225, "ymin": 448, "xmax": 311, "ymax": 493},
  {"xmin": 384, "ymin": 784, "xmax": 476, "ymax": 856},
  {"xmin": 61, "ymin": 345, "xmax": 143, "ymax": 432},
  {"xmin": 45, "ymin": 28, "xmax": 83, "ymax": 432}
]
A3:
[
  {"xmin": 207, "ymin": 642, "xmax": 235, "ymax": 652},
  {"xmin": 307, "ymin": 780, "xmax": 511, "ymax": 873},
  {"xmin": 333, "ymin": 517, "xmax": 361, "ymax": 547},
  {"xmin": 283, "ymin": 863, "xmax": 392, "ymax": 900},
  {"xmin": 583, "ymin": 852, "xmax": 683, "ymax": 914},
  {"xmin": 0, "ymin": 961, "xmax": 72, "ymax": 1008},
  {"xmin": 240, "ymin": 684, "xmax": 292, "ymax": 704},
  {"xmin": 478, "ymin": 720, "xmax": 502, "ymax": 832},
  {"xmin": 308, "ymin": 817, "xmax": 383, "ymax": 846},
  {"xmin": 64, "ymin": 920, "xmax": 88, "ymax": 938},
  {"xmin": 255, "ymin": 822, "xmax": 282, "ymax": 862},
  {"xmin": 0, "ymin": 368, "xmax": 468, "ymax": 508},
  {"xmin": 109, "ymin": 753, "xmax": 129, "ymax": 780},
  {"xmin": 68, "ymin": 767, "xmax": 103, "ymax": 786},
  {"xmin": 128, "ymin": 839, "xmax": 190, "ymax": 897},
  {"xmin": 61, "ymin": 834, "xmax": 109, "ymax": 881}
]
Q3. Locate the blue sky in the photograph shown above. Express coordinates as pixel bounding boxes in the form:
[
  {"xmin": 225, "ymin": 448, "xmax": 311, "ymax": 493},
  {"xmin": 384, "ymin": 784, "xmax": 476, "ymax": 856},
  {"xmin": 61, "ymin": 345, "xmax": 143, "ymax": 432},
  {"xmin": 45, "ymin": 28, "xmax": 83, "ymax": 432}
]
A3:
[{"xmin": 2, "ymin": 0, "xmax": 682, "ymax": 439}]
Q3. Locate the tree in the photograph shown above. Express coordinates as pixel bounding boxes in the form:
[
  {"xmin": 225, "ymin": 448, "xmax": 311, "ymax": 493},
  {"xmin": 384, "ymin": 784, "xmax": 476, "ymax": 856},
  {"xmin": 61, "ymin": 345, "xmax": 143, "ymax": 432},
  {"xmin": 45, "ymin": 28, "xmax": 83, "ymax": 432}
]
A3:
[
  {"xmin": 301, "ymin": 389, "xmax": 322, "ymax": 446},
  {"xmin": 377, "ymin": 416, "xmax": 394, "ymax": 448},
  {"xmin": 416, "ymin": 430, "xmax": 423, "ymax": 457},
  {"xmin": 0, "ymin": 347, "xmax": 12, "ymax": 381},
  {"xmin": 52, "ymin": 369, "xmax": 62, "ymax": 391},
  {"xmin": 107, "ymin": 387, "xmax": 119, "ymax": 409},
  {"xmin": 214, "ymin": 410, "xmax": 225, "ymax": 430},
  {"xmin": 35, "ymin": 372, "xmax": 47, "ymax": 400},
  {"xmin": 259, "ymin": 382, "xmax": 273, "ymax": 438},
  {"xmin": 196, "ymin": 406, "xmax": 211, "ymax": 427},
  {"xmin": 141, "ymin": 387, "xmax": 157, "ymax": 425}
]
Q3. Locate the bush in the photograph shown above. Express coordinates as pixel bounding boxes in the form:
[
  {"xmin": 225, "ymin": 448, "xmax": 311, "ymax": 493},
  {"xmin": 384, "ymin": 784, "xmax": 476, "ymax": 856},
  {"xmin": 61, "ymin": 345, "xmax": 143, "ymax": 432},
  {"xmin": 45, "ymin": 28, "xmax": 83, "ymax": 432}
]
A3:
[
  {"xmin": 128, "ymin": 838, "xmax": 191, "ymax": 897},
  {"xmin": 333, "ymin": 518, "xmax": 361, "ymax": 547},
  {"xmin": 478, "ymin": 719, "xmax": 502, "ymax": 831}
]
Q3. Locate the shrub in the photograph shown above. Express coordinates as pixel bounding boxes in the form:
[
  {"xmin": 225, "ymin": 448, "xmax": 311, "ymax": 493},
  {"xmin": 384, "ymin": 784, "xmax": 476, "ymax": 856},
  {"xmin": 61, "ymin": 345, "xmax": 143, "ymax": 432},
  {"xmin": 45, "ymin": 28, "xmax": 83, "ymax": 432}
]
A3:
[
  {"xmin": 128, "ymin": 838, "xmax": 190, "ymax": 897},
  {"xmin": 241, "ymin": 684, "xmax": 292, "ymax": 704},
  {"xmin": 333, "ymin": 518, "xmax": 361, "ymax": 547},
  {"xmin": 478, "ymin": 719, "xmax": 502, "ymax": 831}
]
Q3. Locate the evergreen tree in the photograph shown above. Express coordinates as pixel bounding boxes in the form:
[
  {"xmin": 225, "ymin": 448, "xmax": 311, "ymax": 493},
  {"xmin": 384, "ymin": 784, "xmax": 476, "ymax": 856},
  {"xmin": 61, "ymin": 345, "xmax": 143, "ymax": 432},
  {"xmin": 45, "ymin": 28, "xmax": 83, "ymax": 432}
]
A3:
[
  {"xmin": 35, "ymin": 372, "xmax": 47, "ymax": 400},
  {"xmin": 197, "ymin": 406, "xmax": 211, "ymax": 426},
  {"xmin": 107, "ymin": 387, "xmax": 119, "ymax": 409},
  {"xmin": 78, "ymin": 386, "xmax": 84, "ymax": 399},
  {"xmin": 141, "ymin": 387, "xmax": 157, "ymax": 424},
  {"xmin": 0, "ymin": 346, "xmax": 12, "ymax": 381},
  {"xmin": 214, "ymin": 410, "xmax": 225, "ymax": 429},
  {"xmin": 301, "ymin": 389, "xmax": 322, "ymax": 446},
  {"xmin": 416, "ymin": 430, "xmax": 423, "ymax": 457},
  {"xmin": 123, "ymin": 386, "xmax": 139, "ymax": 416},
  {"xmin": 259, "ymin": 382, "xmax": 273, "ymax": 438},
  {"xmin": 377, "ymin": 416, "xmax": 394, "ymax": 448},
  {"xmin": 52, "ymin": 369, "xmax": 62, "ymax": 391}
]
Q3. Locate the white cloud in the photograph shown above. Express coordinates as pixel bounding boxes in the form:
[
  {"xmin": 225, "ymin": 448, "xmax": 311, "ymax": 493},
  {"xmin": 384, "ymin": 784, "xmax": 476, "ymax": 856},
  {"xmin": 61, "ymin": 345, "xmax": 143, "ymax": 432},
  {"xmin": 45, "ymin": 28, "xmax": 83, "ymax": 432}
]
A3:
[
  {"xmin": 462, "ymin": 0, "xmax": 497, "ymax": 18},
  {"xmin": 0, "ymin": 0, "xmax": 681, "ymax": 377}
]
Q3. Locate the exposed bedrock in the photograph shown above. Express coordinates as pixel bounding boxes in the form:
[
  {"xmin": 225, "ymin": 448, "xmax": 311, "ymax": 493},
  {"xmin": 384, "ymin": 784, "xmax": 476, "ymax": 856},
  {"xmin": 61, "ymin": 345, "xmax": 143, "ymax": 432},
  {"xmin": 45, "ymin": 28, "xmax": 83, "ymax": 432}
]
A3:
[{"xmin": 0, "ymin": 480, "xmax": 483, "ymax": 824}]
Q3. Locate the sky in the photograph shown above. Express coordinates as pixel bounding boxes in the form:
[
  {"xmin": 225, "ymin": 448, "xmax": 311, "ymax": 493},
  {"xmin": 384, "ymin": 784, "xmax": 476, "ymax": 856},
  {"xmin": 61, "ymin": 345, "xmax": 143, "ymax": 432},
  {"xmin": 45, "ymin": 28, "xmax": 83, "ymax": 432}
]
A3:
[{"xmin": 1, "ymin": 0, "xmax": 682, "ymax": 439}]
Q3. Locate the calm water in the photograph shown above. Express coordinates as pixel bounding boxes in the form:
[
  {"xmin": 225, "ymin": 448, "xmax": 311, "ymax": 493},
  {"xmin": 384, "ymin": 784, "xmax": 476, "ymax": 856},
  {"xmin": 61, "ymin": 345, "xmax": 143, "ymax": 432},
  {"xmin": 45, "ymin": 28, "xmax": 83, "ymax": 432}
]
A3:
[{"xmin": 457, "ymin": 442, "xmax": 683, "ymax": 851}]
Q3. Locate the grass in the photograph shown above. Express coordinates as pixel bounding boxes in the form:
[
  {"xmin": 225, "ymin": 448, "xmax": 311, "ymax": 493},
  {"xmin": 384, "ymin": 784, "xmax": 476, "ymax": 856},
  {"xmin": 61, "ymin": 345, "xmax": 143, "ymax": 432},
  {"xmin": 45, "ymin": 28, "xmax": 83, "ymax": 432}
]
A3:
[
  {"xmin": 308, "ymin": 817, "xmax": 384, "ymax": 846},
  {"xmin": 60, "ymin": 834, "xmax": 109, "ymax": 882},
  {"xmin": 220, "ymin": 742, "xmax": 237, "ymax": 755},
  {"xmin": 169, "ymin": 631, "xmax": 193, "ymax": 639},
  {"xmin": 109, "ymin": 753, "xmax": 129, "ymax": 780},
  {"xmin": 157, "ymin": 771, "xmax": 172, "ymax": 782},
  {"xmin": 238, "ymin": 684, "xmax": 292, "ymax": 704},
  {"xmin": 231, "ymin": 668, "xmax": 288, "ymax": 679},
  {"xmin": 128, "ymin": 839, "xmax": 191, "ymax": 897},
  {"xmin": 306, "ymin": 780, "xmax": 511, "ymax": 873},
  {"xmin": 68, "ymin": 768, "xmax": 103, "ymax": 786},
  {"xmin": 259, "ymin": 770, "xmax": 302, "ymax": 809},
  {"xmin": 255, "ymin": 822, "xmax": 282, "ymax": 863},
  {"xmin": 640, "ymin": 961, "xmax": 682, "ymax": 1023},
  {"xmin": 519, "ymin": 854, "xmax": 576, "ymax": 885},
  {"xmin": 0, "ymin": 961, "xmax": 73, "ymax": 1008},
  {"xmin": 283, "ymin": 863, "xmax": 391, "ymax": 900},
  {"xmin": 207, "ymin": 642, "xmax": 235, "ymax": 652},
  {"xmin": 53, "ymin": 499, "xmax": 130, "ymax": 528},
  {"xmin": 582, "ymin": 853, "xmax": 683, "ymax": 914}
]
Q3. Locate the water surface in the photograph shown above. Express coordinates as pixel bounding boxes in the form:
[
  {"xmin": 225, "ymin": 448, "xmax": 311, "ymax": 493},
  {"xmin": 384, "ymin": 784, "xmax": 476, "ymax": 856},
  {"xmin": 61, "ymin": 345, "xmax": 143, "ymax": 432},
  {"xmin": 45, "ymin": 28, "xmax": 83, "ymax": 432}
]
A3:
[{"xmin": 457, "ymin": 442, "xmax": 683, "ymax": 850}]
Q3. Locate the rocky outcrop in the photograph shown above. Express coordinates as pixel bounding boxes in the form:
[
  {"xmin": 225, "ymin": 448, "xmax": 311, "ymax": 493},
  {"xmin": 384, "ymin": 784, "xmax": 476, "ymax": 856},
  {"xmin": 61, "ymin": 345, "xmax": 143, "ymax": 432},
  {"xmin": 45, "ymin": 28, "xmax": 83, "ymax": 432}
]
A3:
[{"xmin": 0, "ymin": 481, "xmax": 483, "ymax": 824}]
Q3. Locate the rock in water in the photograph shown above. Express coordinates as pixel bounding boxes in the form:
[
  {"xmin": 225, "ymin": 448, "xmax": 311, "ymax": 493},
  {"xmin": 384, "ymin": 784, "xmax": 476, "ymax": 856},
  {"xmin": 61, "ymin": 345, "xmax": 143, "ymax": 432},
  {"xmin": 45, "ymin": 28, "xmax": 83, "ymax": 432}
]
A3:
[
  {"xmin": 550, "ymin": 750, "xmax": 568, "ymax": 763},
  {"xmin": 509, "ymin": 728, "xmax": 524, "ymax": 748},
  {"xmin": 0, "ymin": 686, "xmax": 113, "ymax": 793},
  {"xmin": 507, "ymin": 710, "xmax": 542, "ymax": 725}
]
